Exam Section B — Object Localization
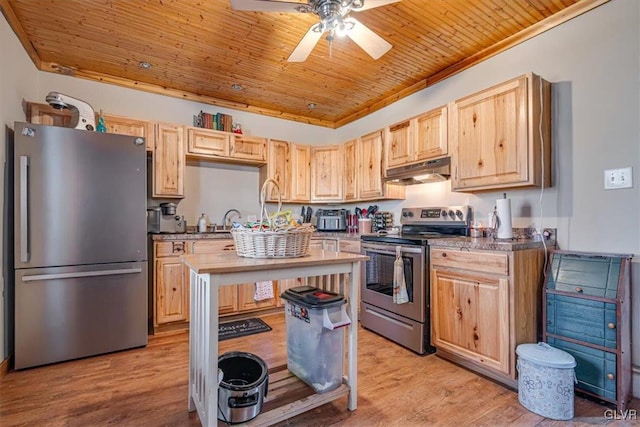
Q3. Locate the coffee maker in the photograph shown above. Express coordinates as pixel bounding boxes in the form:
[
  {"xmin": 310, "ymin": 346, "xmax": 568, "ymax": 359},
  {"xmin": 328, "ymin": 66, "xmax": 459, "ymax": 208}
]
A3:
[{"xmin": 147, "ymin": 203, "xmax": 187, "ymax": 233}]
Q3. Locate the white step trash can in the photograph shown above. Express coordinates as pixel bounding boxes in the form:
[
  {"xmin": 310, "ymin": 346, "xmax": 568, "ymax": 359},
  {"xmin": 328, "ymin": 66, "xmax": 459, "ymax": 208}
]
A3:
[{"xmin": 516, "ymin": 342, "xmax": 577, "ymax": 420}]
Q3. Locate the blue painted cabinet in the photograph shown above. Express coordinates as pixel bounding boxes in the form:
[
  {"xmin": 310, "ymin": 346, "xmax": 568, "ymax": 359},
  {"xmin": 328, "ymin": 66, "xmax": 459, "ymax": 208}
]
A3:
[{"xmin": 543, "ymin": 250, "xmax": 632, "ymax": 411}]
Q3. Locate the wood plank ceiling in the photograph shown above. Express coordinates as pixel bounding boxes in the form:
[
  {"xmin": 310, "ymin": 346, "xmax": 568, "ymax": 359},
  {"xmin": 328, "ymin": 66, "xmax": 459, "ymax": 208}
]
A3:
[{"xmin": 1, "ymin": 0, "xmax": 608, "ymax": 128}]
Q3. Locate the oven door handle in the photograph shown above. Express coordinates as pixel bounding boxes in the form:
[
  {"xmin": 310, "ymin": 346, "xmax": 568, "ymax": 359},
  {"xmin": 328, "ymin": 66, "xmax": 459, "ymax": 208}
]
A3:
[{"xmin": 362, "ymin": 245, "xmax": 423, "ymax": 255}]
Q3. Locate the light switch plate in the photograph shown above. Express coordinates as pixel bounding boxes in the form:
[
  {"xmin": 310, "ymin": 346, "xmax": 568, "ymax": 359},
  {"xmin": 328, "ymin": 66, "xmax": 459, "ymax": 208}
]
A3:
[{"xmin": 604, "ymin": 167, "xmax": 633, "ymax": 190}]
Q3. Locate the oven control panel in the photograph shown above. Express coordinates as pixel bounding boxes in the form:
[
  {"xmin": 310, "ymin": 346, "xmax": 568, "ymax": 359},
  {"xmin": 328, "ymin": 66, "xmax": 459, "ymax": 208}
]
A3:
[{"xmin": 401, "ymin": 206, "xmax": 472, "ymax": 226}]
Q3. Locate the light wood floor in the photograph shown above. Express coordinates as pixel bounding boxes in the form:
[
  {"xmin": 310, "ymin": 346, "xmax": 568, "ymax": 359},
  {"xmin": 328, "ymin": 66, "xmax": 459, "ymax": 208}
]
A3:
[{"xmin": 0, "ymin": 313, "xmax": 637, "ymax": 426}]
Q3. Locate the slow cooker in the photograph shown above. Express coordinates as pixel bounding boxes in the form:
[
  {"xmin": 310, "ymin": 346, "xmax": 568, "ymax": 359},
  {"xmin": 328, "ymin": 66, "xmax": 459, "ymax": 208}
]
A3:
[{"xmin": 217, "ymin": 352, "xmax": 269, "ymax": 424}]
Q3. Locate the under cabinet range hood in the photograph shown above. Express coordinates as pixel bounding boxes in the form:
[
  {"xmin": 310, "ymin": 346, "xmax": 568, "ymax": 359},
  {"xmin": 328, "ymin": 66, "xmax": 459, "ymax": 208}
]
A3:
[{"xmin": 384, "ymin": 157, "xmax": 451, "ymax": 185}]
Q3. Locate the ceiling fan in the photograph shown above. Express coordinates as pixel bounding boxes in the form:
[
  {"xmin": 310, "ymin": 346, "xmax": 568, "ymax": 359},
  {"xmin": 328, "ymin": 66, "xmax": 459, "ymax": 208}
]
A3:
[{"xmin": 230, "ymin": 0, "xmax": 401, "ymax": 62}]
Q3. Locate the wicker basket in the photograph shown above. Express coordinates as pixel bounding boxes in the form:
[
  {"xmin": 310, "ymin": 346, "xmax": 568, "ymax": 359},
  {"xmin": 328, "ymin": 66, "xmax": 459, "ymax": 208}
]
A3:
[{"xmin": 230, "ymin": 179, "xmax": 314, "ymax": 258}]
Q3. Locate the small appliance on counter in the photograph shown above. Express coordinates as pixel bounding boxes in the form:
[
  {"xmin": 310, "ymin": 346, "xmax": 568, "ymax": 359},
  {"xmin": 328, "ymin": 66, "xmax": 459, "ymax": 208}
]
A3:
[
  {"xmin": 316, "ymin": 208, "xmax": 347, "ymax": 232},
  {"xmin": 147, "ymin": 203, "xmax": 187, "ymax": 233}
]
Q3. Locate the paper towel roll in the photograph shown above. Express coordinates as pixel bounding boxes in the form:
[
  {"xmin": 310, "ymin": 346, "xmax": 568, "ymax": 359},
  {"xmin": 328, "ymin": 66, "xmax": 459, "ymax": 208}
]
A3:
[{"xmin": 496, "ymin": 198, "xmax": 513, "ymax": 239}]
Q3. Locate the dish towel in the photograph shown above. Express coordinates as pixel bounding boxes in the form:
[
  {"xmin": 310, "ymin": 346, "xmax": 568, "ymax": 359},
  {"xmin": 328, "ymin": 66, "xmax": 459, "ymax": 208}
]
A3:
[
  {"xmin": 254, "ymin": 281, "xmax": 274, "ymax": 301},
  {"xmin": 393, "ymin": 246, "xmax": 409, "ymax": 304}
]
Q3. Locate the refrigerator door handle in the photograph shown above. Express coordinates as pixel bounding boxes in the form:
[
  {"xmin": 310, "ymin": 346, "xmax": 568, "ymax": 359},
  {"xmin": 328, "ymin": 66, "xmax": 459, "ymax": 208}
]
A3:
[
  {"xmin": 22, "ymin": 268, "xmax": 143, "ymax": 282},
  {"xmin": 19, "ymin": 156, "xmax": 30, "ymax": 263}
]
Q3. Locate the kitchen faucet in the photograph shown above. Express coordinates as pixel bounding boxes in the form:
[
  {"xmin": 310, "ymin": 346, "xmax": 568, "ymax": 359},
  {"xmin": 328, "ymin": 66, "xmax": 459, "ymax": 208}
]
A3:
[{"xmin": 221, "ymin": 209, "xmax": 241, "ymax": 229}]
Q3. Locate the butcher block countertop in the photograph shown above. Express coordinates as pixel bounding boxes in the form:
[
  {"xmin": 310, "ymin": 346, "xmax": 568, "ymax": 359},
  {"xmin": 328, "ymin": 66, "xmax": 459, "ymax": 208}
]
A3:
[{"xmin": 182, "ymin": 248, "xmax": 368, "ymax": 274}]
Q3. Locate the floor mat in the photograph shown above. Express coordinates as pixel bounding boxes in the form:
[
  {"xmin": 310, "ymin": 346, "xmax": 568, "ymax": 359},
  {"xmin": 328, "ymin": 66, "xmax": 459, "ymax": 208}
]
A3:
[{"xmin": 219, "ymin": 317, "xmax": 272, "ymax": 341}]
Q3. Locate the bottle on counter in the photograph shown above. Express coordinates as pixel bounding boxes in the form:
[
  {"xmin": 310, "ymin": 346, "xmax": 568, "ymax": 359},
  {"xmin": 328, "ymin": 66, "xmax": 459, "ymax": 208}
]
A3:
[{"xmin": 198, "ymin": 213, "xmax": 207, "ymax": 233}]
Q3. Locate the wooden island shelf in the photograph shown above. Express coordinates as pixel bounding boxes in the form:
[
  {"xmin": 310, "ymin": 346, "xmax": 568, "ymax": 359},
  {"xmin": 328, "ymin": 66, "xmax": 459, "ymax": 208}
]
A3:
[{"xmin": 182, "ymin": 249, "xmax": 368, "ymax": 427}]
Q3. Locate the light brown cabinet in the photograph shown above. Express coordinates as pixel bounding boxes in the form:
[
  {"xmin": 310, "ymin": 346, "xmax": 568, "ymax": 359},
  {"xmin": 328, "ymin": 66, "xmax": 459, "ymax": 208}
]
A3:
[
  {"xmin": 343, "ymin": 139, "xmax": 358, "ymax": 201},
  {"xmin": 102, "ymin": 113, "xmax": 154, "ymax": 151},
  {"xmin": 153, "ymin": 241, "xmax": 190, "ymax": 329},
  {"xmin": 311, "ymin": 144, "xmax": 344, "ymax": 202},
  {"xmin": 25, "ymin": 102, "xmax": 73, "ymax": 127},
  {"xmin": 430, "ymin": 245, "xmax": 546, "ymax": 387},
  {"xmin": 260, "ymin": 139, "xmax": 291, "ymax": 202},
  {"xmin": 289, "ymin": 142, "xmax": 311, "ymax": 202},
  {"xmin": 187, "ymin": 127, "xmax": 230, "ymax": 158},
  {"xmin": 190, "ymin": 240, "xmax": 238, "ymax": 315},
  {"xmin": 231, "ymin": 134, "xmax": 267, "ymax": 163},
  {"xmin": 153, "ymin": 123, "xmax": 185, "ymax": 198},
  {"xmin": 386, "ymin": 105, "xmax": 448, "ymax": 169},
  {"xmin": 449, "ymin": 73, "xmax": 551, "ymax": 192}
]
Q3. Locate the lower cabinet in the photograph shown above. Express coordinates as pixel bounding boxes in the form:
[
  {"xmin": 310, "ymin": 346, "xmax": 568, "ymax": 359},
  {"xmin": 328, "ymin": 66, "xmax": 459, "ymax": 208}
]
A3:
[
  {"xmin": 430, "ymin": 245, "xmax": 546, "ymax": 387},
  {"xmin": 153, "ymin": 241, "xmax": 190, "ymax": 332}
]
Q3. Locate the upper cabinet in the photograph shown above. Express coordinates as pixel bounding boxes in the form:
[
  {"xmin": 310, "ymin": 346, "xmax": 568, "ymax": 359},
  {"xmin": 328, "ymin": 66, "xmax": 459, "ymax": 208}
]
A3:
[
  {"xmin": 449, "ymin": 73, "xmax": 551, "ymax": 192},
  {"xmin": 186, "ymin": 127, "xmax": 266, "ymax": 165},
  {"xmin": 153, "ymin": 123, "xmax": 185, "ymax": 198},
  {"xmin": 101, "ymin": 113, "xmax": 154, "ymax": 151},
  {"xmin": 260, "ymin": 139, "xmax": 291, "ymax": 202},
  {"xmin": 187, "ymin": 127, "xmax": 230, "ymax": 159},
  {"xmin": 289, "ymin": 142, "xmax": 311, "ymax": 203},
  {"xmin": 231, "ymin": 135, "xmax": 267, "ymax": 163},
  {"xmin": 25, "ymin": 102, "xmax": 73, "ymax": 127},
  {"xmin": 385, "ymin": 105, "xmax": 448, "ymax": 169},
  {"xmin": 311, "ymin": 144, "xmax": 344, "ymax": 202},
  {"xmin": 343, "ymin": 139, "xmax": 358, "ymax": 201}
]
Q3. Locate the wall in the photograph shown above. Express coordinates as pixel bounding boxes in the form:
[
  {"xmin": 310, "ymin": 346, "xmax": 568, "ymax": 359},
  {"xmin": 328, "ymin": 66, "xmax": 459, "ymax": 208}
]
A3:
[
  {"xmin": 0, "ymin": 15, "xmax": 39, "ymax": 361},
  {"xmin": 1, "ymin": 0, "xmax": 639, "ymax": 392}
]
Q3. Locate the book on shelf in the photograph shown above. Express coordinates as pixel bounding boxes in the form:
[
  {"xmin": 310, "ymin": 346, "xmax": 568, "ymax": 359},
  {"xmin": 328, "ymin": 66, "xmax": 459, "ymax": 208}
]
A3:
[{"xmin": 196, "ymin": 111, "xmax": 233, "ymax": 132}]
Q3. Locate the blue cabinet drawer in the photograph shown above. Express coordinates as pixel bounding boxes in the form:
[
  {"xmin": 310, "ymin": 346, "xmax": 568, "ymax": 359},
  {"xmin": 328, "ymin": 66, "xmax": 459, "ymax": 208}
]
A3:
[
  {"xmin": 547, "ymin": 337, "xmax": 617, "ymax": 402},
  {"xmin": 547, "ymin": 294, "xmax": 617, "ymax": 349},
  {"xmin": 546, "ymin": 253, "xmax": 621, "ymax": 299}
]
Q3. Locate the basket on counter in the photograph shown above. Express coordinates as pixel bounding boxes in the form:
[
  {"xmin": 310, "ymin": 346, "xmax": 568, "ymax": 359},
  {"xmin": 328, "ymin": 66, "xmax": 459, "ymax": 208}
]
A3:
[{"xmin": 230, "ymin": 179, "xmax": 314, "ymax": 258}]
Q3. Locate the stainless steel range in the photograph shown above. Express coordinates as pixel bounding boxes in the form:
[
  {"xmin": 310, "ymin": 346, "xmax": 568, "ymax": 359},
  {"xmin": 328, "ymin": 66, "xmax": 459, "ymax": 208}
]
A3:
[{"xmin": 360, "ymin": 205, "xmax": 472, "ymax": 354}]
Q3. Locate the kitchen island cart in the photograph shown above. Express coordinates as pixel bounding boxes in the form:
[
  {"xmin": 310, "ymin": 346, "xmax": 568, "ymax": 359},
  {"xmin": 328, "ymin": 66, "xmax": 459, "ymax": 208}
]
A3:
[{"xmin": 183, "ymin": 249, "xmax": 367, "ymax": 427}]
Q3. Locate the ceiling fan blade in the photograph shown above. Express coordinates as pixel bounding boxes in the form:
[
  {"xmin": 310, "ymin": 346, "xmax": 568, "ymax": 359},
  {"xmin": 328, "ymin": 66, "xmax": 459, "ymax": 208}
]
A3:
[
  {"xmin": 230, "ymin": 0, "xmax": 308, "ymax": 13},
  {"xmin": 355, "ymin": 0, "xmax": 402, "ymax": 12},
  {"xmin": 288, "ymin": 24, "xmax": 323, "ymax": 62},
  {"xmin": 346, "ymin": 17, "xmax": 392, "ymax": 60}
]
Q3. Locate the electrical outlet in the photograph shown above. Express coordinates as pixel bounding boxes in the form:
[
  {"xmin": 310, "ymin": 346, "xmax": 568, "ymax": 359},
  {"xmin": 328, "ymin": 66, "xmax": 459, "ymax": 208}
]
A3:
[{"xmin": 604, "ymin": 167, "xmax": 633, "ymax": 190}]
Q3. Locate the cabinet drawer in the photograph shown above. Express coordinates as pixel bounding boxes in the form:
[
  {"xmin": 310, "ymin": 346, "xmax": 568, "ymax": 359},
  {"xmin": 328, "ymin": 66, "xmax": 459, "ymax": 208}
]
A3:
[
  {"xmin": 547, "ymin": 337, "xmax": 617, "ymax": 402},
  {"xmin": 431, "ymin": 248, "xmax": 508, "ymax": 275},
  {"xmin": 546, "ymin": 294, "xmax": 617, "ymax": 349},
  {"xmin": 546, "ymin": 253, "xmax": 622, "ymax": 298},
  {"xmin": 191, "ymin": 240, "xmax": 235, "ymax": 254},
  {"xmin": 155, "ymin": 241, "xmax": 188, "ymax": 257}
]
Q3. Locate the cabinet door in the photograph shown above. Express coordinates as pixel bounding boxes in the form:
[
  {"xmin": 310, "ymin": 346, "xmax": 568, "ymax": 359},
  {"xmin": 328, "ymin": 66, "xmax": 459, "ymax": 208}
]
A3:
[
  {"xmin": 358, "ymin": 130, "xmax": 384, "ymax": 199},
  {"xmin": 290, "ymin": 143, "xmax": 311, "ymax": 202},
  {"xmin": 238, "ymin": 283, "xmax": 277, "ymax": 312},
  {"xmin": 450, "ymin": 76, "xmax": 529, "ymax": 191},
  {"xmin": 102, "ymin": 114, "xmax": 154, "ymax": 151},
  {"xmin": 26, "ymin": 102, "xmax": 73, "ymax": 127},
  {"xmin": 230, "ymin": 135, "xmax": 266, "ymax": 163},
  {"xmin": 343, "ymin": 139, "xmax": 358, "ymax": 201},
  {"xmin": 187, "ymin": 127, "xmax": 230, "ymax": 158},
  {"xmin": 432, "ymin": 268, "xmax": 510, "ymax": 375},
  {"xmin": 155, "ymin": 257, "xmax": 189, "ymax": 325},
  {"xmin": 414, "ymin": 106, "xmax": 447, "ymax": 161},
  {"xmin": 311, "ymin": 145, "xmax": 344, "ymax": 201},
  {"xmin": 385, "ymin": 120, "xmax": 412, "ymax": 168},
  {"xmin": 153, "ymin": 123, "xmax": 185, "ymax": 198},
  {"xmin": 190, "ymin": 240, "xmax": 238, "ymax": 315},
  {"xmin": 263, "ymin": 139, "xmax": 291, "ymax": 202}
]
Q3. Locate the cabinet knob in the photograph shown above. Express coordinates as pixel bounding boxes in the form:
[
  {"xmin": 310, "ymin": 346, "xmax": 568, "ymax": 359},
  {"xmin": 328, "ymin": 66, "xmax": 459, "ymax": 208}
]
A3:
[
  {"xmin": 575, "ymin": 287, "xmax": 584, "ymax": 293},
  {"xmin": 607, "ymin": 373, "xmax": 615, "ymax": 380},
  {"xmin": 608, "ymin": 323, "xmax": 616, "ymax": 329},
  {"xmin": 172, "ymin": 287, "xmax": 177, "ymax": 292},
  {"xmin": 442, "ymin": 252, "xmax": 447, "ymax": 258}
]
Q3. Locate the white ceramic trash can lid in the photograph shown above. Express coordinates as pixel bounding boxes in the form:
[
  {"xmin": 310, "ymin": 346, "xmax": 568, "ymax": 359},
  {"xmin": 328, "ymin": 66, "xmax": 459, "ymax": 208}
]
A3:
[{"xmin": 516, "ymin": 342, "xmax": 576, "ymax": 369}]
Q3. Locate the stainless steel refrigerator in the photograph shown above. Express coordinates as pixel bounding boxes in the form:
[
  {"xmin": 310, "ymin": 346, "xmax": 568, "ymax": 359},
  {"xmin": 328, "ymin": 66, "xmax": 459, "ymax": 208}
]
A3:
[{"xmin": 13, "ymin": 122, "xmax": 148, "ymax": 369}]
